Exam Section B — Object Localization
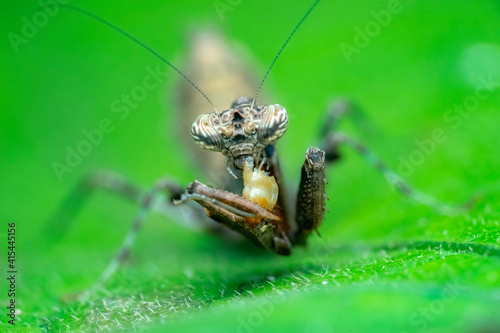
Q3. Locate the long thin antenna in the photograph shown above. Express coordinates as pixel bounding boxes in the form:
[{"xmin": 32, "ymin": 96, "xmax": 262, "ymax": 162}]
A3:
[
  {"xmin": 47, "ymin": 4, "xmax": 218, "ymax": 113},
  {"xmin": 251, "ymin": 0, "xmax": 321, "ymax": 108}
]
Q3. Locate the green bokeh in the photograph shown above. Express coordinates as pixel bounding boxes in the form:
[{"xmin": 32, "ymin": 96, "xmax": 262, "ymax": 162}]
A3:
[{"xmin": 1, "ymin": 0, "xmax": 499, "ymax": 332}]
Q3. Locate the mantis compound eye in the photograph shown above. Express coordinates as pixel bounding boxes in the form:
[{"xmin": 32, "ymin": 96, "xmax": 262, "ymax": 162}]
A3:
[
  {"xmin": 191, "ymin": 113, "xmax": 224, "ymax": 152},
  {"xmin": 257, "ymin": 104, "xmax": 288, "ymax": 146}
]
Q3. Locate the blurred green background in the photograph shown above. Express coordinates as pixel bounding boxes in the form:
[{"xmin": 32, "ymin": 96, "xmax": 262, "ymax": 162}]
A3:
[{"xmin": 1, "ymin": 0, "xmax": 500, "ymax": 332}]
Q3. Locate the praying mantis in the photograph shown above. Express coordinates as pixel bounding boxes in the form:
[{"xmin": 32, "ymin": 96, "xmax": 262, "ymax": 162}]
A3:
[{"xmin": 46, "ymin": 0, "xmax": 468, "ymax": 292}]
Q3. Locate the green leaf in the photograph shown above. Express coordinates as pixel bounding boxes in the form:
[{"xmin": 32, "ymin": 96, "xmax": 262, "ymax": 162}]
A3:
[{"xmin": 1, "ymin": 0, "xmax": 499, "ymax": 332}]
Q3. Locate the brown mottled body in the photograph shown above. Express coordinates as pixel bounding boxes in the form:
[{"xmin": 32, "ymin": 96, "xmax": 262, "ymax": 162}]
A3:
[
  {"xmin": 176, "ymin": 31, "xmax": 259, "ymax": 181},
  {"xmin": 172, "ymin": 29, "xmax": 326, "ymax": 255}
]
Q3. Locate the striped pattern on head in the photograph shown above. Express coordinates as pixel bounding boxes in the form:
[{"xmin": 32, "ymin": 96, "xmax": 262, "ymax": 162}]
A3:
[
  {"xmin": 191, "ymin": 113, "xmax": 223, "ymax": 151},
  {"xmin": 257, "ymin": 104, "xmax": 289, "ymax": 146}
]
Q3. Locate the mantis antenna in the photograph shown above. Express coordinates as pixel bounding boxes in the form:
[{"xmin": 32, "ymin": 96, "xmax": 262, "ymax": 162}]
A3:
[
  {"xmin": 251, "ymin": 0, "xmax": 321, "ymax": 110},
  {"xmin": 45, "ymin": 4, "xmax": 219, "ymax": 114}
]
